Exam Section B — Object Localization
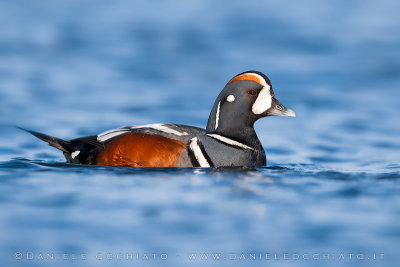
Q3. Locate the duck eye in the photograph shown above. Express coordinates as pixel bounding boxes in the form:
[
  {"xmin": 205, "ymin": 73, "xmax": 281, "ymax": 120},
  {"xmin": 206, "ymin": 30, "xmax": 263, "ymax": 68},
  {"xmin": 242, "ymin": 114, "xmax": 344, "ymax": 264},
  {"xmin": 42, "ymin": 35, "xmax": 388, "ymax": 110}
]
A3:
[{"xmin": 248, "ymin": 89, "xmax": 257, "ymax": 96}]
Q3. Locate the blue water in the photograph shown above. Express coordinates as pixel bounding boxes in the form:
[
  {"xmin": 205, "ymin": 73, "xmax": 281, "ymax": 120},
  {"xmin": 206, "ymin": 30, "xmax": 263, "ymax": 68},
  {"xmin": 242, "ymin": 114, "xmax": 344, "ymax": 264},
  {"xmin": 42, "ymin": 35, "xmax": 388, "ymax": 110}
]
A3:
[{"xmin": 1, "ymin": 0, "xmax": 400, "ymax": 266}]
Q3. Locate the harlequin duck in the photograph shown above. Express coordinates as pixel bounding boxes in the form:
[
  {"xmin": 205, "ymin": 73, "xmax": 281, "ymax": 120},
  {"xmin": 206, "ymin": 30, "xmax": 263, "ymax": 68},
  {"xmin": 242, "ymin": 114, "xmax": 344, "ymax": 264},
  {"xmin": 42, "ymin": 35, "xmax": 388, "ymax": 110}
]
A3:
[{"xmin": 20, "ymin": 71, "xmax": 295, "ymax": 167}]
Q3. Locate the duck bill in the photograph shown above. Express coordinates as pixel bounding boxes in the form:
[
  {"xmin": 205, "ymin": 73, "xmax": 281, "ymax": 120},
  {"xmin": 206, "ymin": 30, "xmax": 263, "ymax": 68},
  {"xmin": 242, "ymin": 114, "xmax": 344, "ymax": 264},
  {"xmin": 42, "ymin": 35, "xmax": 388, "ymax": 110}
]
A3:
[{"xmin": 266, "ymin": 99, "xmax": 296, "ymax": 117}]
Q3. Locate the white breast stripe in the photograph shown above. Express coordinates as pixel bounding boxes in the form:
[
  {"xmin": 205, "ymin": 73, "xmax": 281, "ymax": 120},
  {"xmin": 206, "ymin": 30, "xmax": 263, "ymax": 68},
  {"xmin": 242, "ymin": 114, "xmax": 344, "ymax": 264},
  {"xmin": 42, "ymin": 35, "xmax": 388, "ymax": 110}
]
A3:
[
  {"xmin": 71, "ymin": 150, "xmax": 80, "ymax": 159},
  {"xmin": 207, "ymin": 134, "xmax": 254, "ymax": 150},
  {"xmin": 189, "ymin": 137, "xmax": 210, "ymax": 167},
  {"xmin": 97, "ymin": 124, "xmax": 188, "ymax": 142},
  {"xmin": 215, "ymin": 101, "xmax": 221, "ymax": 130}
]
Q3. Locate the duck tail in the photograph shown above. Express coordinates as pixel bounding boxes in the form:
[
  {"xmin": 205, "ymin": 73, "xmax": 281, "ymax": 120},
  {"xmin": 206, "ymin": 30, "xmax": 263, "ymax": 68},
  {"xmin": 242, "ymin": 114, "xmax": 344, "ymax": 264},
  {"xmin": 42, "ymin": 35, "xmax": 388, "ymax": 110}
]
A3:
[{"xmin": 17, "ymin": 126, "xmax": 72, "ymax": 153}]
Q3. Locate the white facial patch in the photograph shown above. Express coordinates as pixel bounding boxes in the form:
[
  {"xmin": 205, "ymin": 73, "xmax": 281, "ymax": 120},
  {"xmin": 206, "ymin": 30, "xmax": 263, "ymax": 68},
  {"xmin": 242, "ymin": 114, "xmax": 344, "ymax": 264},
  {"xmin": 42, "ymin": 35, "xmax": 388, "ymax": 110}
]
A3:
[
  {"xmin": 232, "ymin": 72, "xmax": 272, "ymax": 115},
  {"xmin": 226, "ymin": 95, "xmax": 235, "ymax": 102},
  {"xmin": 252, "ymin": 84, "xmax": 272, "ymax": 115}
]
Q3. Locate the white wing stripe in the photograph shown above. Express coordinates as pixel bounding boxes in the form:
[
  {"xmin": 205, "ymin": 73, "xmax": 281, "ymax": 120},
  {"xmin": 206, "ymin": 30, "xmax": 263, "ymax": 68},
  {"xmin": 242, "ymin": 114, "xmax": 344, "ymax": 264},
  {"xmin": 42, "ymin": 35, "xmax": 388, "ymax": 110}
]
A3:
[
  {"xmin": 97, "ymin": 124, "xmax": 188, "ymax": 142},
  {"xmin": 129, "ymin": 124, "xmax": 188, "ymax": 136},
  {"xmin": 97, "ymin": 130, "xmax": 130, "ymax": 142}
]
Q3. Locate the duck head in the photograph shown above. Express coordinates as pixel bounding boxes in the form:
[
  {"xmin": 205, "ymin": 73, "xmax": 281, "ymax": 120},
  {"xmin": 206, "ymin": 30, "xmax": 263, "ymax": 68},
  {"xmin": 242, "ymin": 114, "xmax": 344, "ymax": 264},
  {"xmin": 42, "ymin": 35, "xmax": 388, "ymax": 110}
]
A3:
[{"xmin": 206, "ymin": 71, "xmax": 296, "ymax": 137}]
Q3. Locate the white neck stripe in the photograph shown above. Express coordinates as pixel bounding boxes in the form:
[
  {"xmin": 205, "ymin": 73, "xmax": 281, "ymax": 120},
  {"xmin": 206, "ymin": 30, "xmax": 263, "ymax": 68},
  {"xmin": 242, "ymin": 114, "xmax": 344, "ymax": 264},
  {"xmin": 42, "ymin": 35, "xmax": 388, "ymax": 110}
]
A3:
[
  {"xmin": 206, "ymin": 134, "xmax": 254, "ymax": 150},
  {"xmin": 189, "ymin": 137, "xmax": 211, "ymax": 167},
  {"xmin": 215, "ymin": 101, "xmax": 221, "ymax": 130}
]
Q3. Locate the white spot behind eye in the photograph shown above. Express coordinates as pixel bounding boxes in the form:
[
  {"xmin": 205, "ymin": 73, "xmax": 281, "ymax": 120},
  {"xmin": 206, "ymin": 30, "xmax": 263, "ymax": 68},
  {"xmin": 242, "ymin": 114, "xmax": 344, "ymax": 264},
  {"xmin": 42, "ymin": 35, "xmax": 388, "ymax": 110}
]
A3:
[{"xmin": 226, "ymin": 95, "xmax": 235, "ymax": 102}]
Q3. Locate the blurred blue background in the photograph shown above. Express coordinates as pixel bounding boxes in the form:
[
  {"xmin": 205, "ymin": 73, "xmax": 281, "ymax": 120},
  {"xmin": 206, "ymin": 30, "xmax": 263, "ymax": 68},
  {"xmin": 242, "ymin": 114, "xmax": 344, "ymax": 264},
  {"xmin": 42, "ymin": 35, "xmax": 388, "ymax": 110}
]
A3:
[{"xmin": 0, "ymin": 0, "xmax": 399, "ymax": 266}]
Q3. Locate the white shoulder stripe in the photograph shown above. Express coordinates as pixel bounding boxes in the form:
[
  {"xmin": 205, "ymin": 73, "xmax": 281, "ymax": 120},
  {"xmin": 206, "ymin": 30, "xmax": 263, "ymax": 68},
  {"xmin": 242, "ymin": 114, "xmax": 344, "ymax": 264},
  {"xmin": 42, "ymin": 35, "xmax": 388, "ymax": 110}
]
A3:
[
  {"xmin": 206, "ymin": 134, "xmax": 254, "ymax": 150},
  {"xmin": 189, "ymin": 137, "xmax": 210, "ymax": 167},
  {"xmin": 97, "ymin": 124, "xmax": 188, "ymax": 142}
]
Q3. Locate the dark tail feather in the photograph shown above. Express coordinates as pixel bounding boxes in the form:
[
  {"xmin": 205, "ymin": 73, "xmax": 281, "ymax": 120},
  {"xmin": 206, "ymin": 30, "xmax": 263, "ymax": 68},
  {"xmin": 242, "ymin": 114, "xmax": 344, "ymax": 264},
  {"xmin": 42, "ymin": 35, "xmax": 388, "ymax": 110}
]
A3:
[{"xmin": 17, "ymin": 127, "xmax": 71, "ymax": 153}]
